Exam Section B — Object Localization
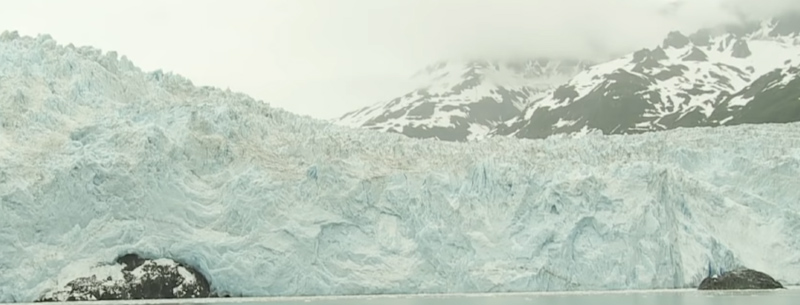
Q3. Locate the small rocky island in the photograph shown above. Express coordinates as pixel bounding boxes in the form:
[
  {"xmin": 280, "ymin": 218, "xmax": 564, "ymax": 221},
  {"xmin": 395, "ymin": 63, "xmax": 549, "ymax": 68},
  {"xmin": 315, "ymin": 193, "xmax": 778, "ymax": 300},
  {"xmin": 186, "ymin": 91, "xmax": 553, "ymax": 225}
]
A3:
[
  {"xmin": 698, "ymin": 268, "xmax": 784, "ymax": 290},
  {"xmin": 38, "ymin": 254, "xmax": 213, "ymax": 302}
]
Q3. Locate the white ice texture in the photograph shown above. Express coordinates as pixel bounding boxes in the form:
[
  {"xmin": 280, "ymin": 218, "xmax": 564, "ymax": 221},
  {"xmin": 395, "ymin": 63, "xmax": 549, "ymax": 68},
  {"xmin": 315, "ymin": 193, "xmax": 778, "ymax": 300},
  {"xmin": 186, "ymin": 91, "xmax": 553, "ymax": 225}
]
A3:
[{"xmin": 2, "ymin": 31, "xmax": 800, "ymax": 302}]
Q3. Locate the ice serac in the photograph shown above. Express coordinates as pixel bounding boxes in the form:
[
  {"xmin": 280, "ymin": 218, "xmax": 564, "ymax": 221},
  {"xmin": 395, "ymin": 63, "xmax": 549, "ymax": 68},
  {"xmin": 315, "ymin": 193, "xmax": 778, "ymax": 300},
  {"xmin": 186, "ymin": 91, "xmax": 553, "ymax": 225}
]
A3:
[{"xmin": 2, "ymin": 32, "xmax": 800, "ymax": 302}]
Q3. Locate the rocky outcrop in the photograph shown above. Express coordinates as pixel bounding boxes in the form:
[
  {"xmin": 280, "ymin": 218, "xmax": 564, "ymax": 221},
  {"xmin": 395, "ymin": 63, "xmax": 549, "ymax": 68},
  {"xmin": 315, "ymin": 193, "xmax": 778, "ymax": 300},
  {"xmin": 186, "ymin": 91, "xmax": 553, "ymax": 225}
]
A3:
[
  {"xmin": 731, "ymin": 39, "xmax": 752, "ymax": 58},
  {"xmin": 662, "ymin": 31, "xmax": 691, "ymax": 49},
  {"xmin": 682, "ymin": 47, "xmax": 708, "ymax": 61},
  {"xmin": 698, "ymin": 268, "xmax": 784, "ymax": 290},
  {"xmin": 689, "ymin": 29, "xmax": 712, "ymax": 46},
  {"xmin": 37, "ymin": 254, "xmax": 212, "ymax": 302}
]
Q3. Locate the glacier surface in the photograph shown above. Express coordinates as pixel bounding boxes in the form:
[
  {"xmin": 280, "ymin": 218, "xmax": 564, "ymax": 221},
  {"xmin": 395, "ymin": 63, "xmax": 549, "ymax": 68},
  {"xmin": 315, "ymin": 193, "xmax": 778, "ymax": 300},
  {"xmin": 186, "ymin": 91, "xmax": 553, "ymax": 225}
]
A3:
[{"xmin": 2, "ymin": 31, "xmax": 800, "ymax": 302}]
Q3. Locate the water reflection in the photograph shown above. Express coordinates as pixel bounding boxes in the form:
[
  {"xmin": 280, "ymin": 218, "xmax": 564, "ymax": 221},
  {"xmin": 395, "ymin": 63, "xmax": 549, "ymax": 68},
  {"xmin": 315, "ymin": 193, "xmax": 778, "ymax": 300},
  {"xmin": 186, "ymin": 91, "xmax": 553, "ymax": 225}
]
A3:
[{"xmin": 142, "ymin": 289, "xmax": 798, "ymax": 305}]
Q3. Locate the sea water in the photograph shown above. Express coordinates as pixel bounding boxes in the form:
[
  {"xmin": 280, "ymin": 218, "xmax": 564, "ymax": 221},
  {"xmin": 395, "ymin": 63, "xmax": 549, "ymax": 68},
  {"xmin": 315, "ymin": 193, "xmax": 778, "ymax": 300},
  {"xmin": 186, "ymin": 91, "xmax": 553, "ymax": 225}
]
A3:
[{"xmin": 14, "ymin": 288, "xmax": 799, "ymax": 305}]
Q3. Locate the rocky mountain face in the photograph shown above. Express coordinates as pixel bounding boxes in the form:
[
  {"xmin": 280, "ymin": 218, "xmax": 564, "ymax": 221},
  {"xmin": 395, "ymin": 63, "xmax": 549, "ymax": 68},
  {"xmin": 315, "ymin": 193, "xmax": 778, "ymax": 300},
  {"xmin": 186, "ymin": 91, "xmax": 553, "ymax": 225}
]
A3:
[
  {"xmin": 337, "ymin": 59, "xmax": 592, "ymax": 141},
  {"xmin": 339, "ymin": 14, "xmax": 800, "ymax": 141},
  {"xmin": 496, "ymin": 15, "xmax": 800, "ymax": 139}
]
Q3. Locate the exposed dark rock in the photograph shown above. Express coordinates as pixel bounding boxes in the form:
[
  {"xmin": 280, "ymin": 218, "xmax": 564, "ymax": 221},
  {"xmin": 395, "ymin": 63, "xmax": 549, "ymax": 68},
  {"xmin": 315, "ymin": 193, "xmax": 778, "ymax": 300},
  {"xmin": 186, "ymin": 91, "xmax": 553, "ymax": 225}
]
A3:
[
  {"xmin": 451, "ymin": 75, "xmax": 482, "ymax": 94},
  {"xmin": 497, "ymin": 52, "xmax": 800, "ymax": 141},
  {"xmin": 37, "ymin": 254, "xmax": 212, "ymax": 302},
  {"xmin": 406, "ymin": 102, "xmax": 437, "ymax": 119},
  {"xmin": 552, "ymin": 85, "xmax": 579, "ymax": 102},
  {"xmin": 116, "ymin": 253, "xmax": 147, "ymax": 271},
  {"xmin": 682, "ymin": 47, "xmax": 708, "ymax": 61},
  {"xmin": 342, "ymin": 21, "xmax": 800, "ymax": 143},
  {"xmin": 718, "ymin": 35, "xmax": 737, "ymax": 52},
  {"xmin": 362, "ymin": 103, "xmax": 410, "ymax": 126},
  {"xmin": 632, "ymin": 48, "xmax": 668, "ymax": 72},
  {"xmin": 650, "ymin": 47, "xmax": 669, "ymax": 60},
  {"xmin": 662, "ymin": 31, "xmax": 691, "ymax": 49},
  {"xmin": 689, "ymin": 29, "xmax": 712, "ymax": 46},
  {"xmin": 731, "ymin": 39, "xmax": 752, "ymax": 58},
  {"xmin": 770, "ymin": 12, "xmax": 800, "ymax": 37},
  {"xmin": 506, "ymin": 69, "xmax": 657, "ymax": 139},
  {"xmin": 632, "ymin": 47, "xmax": 664, "ymax": 61},
  {"xmin": 338, "ymin": 58, "xmax": 591, "ymax": 142},
  {"xmin": 632, "ymin": 48, "xmax": 651, "ymax": 62},
  {"xmin": 721, "ymin": 66, "xmax": 800, "ymax": 125},
  {"xmin": 652, "ymin": 64, "xmax": 687, "ymax": 81},
  {"xmin": 397, "ymin": 118, "xmax": 471, "ymax": 141},
  {"xmin": 698, "ymin": 268, "xmax": 784, "ymax": 290},
  {"xmin": 467, "ymin": 95, "xmax": 522, "ymax": 124}
]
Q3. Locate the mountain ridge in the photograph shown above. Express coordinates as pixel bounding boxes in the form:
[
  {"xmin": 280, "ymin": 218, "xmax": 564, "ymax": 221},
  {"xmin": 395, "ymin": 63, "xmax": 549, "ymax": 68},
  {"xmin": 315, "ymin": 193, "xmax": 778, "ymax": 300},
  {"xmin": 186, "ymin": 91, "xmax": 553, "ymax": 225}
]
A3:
[
  {"xmin": 338, "ymin": 15, "xmax": 800, "ymax": 141},
  {"xmin": 337, "ymin": 58, "xmax": 593, "ymax": 141}
]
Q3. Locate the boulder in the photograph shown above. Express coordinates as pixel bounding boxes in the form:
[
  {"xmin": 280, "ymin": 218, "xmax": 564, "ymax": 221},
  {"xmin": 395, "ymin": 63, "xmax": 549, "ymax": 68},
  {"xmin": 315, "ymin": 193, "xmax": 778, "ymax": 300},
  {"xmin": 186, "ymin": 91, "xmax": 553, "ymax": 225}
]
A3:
[
  {"xmin": 38, "ymin": 254, "xmax": 212, "ymax": 301},
  {"xmin": 698, "ymin": 268, "xmax": 784, "ymax": 290}
]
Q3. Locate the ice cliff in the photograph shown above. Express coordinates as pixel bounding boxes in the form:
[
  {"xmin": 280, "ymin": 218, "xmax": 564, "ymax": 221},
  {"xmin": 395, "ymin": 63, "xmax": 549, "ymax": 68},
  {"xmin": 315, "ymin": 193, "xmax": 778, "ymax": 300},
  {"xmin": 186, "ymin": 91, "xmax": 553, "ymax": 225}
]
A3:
[{"xmin": 1, "ymin": 31, "xmax": 800, "ymax": 302}]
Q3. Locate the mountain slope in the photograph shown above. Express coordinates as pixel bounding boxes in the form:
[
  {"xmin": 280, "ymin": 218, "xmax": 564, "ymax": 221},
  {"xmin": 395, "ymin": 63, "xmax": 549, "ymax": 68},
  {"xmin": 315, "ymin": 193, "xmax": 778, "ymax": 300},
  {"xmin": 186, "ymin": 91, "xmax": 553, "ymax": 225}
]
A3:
[
  {"xmin": 711, "ymin": 57, "xmax": 800, "ymax": 125},
  {"xmin": 497, "ymin": 16, "xmax": 800, "ymax": 139},
  {"xmin": 3, "ymin": 31, "xmax": 800, "ymax": 302},
  {"xmin": 337, "ymin": 16, "xmax": 800, "ymax": 141},
  {"xmin": 337, "ymin": 59, "xmax": 591, "ymax": 141}
]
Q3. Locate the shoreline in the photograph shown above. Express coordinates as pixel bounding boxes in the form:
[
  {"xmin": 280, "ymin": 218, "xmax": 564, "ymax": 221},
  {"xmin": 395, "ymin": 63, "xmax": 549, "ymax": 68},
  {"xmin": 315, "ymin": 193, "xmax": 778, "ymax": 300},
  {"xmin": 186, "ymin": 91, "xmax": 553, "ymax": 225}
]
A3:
[{"xmin": 11, "ymin": 286, "xmax": 799, "ymax": 305}]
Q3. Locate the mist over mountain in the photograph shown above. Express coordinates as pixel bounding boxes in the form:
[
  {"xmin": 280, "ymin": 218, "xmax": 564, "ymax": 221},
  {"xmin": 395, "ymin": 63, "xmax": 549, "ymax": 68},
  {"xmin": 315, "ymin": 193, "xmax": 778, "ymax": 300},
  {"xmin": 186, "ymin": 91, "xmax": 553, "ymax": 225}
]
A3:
[
  {"xmin": 338, "ymin": 58, "xmax": 592, "ymax": 141},
  {"xmin": 338, "ymin": 13, "xmax": 800, "ymax": 141}
]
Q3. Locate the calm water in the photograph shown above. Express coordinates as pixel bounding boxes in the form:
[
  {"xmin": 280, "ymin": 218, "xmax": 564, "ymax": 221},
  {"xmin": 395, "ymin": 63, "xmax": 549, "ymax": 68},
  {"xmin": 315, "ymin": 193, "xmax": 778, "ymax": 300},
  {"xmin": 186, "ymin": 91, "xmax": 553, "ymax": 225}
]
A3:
[{"xmin": 70, "ymin": 288, "xmax": 798, "ymax": 305}]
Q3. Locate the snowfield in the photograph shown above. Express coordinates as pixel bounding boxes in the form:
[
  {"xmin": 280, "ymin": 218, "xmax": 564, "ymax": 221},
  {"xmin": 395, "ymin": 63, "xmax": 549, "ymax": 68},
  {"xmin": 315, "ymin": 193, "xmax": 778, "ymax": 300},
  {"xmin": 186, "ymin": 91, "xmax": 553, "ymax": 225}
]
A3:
[{"xmin": 1, "ymin": 31, "xmax": 800, "ymax": 302}]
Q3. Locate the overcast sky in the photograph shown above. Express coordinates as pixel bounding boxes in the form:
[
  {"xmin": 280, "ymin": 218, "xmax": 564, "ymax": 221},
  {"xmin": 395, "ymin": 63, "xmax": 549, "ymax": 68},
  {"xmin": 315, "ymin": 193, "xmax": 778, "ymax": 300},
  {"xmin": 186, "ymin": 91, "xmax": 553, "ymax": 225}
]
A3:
[{"xmin": 2, "ymin": 0, "xmax": 799, "ymax": 119}]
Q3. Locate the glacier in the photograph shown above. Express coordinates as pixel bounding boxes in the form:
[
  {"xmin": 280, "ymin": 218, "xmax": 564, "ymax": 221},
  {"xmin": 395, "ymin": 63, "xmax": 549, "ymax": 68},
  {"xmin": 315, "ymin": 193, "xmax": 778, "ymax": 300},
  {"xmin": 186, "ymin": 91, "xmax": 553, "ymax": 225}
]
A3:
[{"xmin": 2, "ymin": 31, "xmax": 800, "ymax": 302}]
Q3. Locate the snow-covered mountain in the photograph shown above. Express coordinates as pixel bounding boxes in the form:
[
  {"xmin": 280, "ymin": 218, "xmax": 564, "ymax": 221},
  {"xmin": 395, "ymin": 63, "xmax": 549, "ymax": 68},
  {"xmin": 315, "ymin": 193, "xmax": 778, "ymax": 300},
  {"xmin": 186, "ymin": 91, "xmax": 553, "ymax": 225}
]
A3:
[
  {"xmin": 340, "ymin": 15, "xmax": 800, "ymax": 141},
  {"xmin": 497, "ymin": 15, "xmax": 800, "ymax": 139},
  {"xmin": 337, "ymin": 59, "xmax": 592, "ymax": 141},
  {"xmin": 3, "ymin": 30, "xmax": 800, "ymax": 302}
]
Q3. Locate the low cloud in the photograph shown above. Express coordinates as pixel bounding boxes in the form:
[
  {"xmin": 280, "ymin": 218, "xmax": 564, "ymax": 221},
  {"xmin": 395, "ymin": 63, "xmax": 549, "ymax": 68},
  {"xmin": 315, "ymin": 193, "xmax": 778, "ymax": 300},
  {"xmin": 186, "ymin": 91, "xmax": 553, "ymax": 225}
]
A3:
[
  {"xmin": 4, "ymin": 0, "xmax": 799, "ymax": 118},
  {"xmin": 297, "ymin": 0, "xmax": 800, "ymax": 63},
  {"xmin": 719, "ymin": 0, "xmax": 800, "ymax": 22}
]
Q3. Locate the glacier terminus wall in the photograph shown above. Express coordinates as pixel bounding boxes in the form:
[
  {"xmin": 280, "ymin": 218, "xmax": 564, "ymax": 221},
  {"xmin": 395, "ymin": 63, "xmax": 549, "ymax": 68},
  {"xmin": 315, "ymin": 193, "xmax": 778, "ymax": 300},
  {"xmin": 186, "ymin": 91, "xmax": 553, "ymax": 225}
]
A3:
[{"xmin": 1, "ymin": 31, "xmax": 800, "ymax": 302}]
